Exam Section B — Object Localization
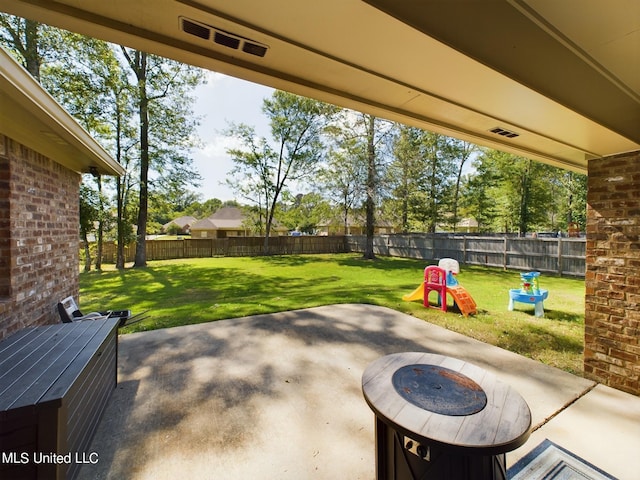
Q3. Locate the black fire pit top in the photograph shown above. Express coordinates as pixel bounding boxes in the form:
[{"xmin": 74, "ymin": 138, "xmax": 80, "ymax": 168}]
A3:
[{"xmin": 392, "ymin": 364, "xmax": 487, "ymax": 416}]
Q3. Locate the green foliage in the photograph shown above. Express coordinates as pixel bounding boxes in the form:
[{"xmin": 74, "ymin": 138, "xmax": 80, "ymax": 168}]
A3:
[
  {"xmin": 165, "ymin": 223, "xmax": 184, "ymax": 235},
  {"xmin": 277, "ymin": 192, "xmax": 331, "ymax": 233},
  {"xmin": 80, "ymin": 255, "xmax": 586, "ymax": 374},
  {"xmin": 317, "ymin": 130, "xmax": 367, "ymax": 231},
  {"xmin": 79, "ymin": 182, "xmax": 100, "ymax": 238},
  {"xmin": 387, "ymin": 127, "xmax": 463, "ymax": 232},
  {"xmin": 225, "ymin": 91, "xmax": 338, "ymax": 249},
  {"xmin": 182, "ymin": 198, "xmax": 225, "ymax": 219},
  {"xmin": 0, "ymin": 14, "xmax": 45, "ymax": 79},
  {"xmin": 462, "ymin": 149, "xmax": 587, "ymax": 234}
]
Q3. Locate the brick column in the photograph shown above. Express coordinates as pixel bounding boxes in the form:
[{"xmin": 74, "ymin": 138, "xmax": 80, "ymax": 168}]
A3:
[{"xmin": 585, "ymin": 151, "xmax": 640, "ymax": 395}]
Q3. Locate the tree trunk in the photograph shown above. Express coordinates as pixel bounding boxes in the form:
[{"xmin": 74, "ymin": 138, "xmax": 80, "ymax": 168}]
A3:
[
  {"xmin": 95, "ymin": 175, "xmax": 103, "ymax": 270},
  {"xmin": 518, "ymin": 160, "xmax": 531, "ymax": 236},
  {"xmin": 133, "ymin": 51, "xmax": 149, "ymax": 267},
  {"xmin": 82, "ymin": 233, "xmax": 91, "ymax": 273},
  {"xmin": 115, "ymin": 103, "xmax": 126, "ymax": 270},
  {"xmin": 401, "ymin": 176, "xmax": 409, "ymax": 233},
  {"xmin": 24, "ymin": 20, "xmax": 41, "ymax": 81},
  {"xmin": 363, "ymin": 114, "xmax": 376, "ymax": 260},
  {"xmin": 263, "ymin": 219, "xmax": 272, "ymax": 255},
  {"xmin": 116, "ymin": 178, "xmax": 126, "ymax": 269}
]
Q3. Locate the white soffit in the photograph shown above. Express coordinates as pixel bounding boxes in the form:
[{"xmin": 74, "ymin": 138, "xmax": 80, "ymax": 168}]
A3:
[{"xmin": 1, "ymin": 0, "xmax": 638, "ymax": 174}]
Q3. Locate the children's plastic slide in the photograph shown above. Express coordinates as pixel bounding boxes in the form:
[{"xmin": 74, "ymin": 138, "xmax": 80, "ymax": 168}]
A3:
[
  {"xmin": 402, "ymin": 283, "xmax": 426, "ymax": 302},
  {"xmin": 402, "ymin": 283, "xmax": 477, "ymax": 316}
]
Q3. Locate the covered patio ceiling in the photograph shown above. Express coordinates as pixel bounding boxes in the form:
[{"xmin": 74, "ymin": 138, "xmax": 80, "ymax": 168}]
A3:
[{"xmin": 1, "ymin": 0, "xmax": 638, "ymax": 174}]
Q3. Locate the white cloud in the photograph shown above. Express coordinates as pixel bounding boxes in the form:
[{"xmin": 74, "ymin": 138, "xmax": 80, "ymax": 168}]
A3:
[{"xmin": 199, "ymin": 135, "xmax": 242, "ymax": 159}]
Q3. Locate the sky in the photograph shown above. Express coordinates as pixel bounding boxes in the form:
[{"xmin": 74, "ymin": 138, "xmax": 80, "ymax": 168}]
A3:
[{"xmin": 190, "ymin": 71, "xmax": 274, "ymax": 202}]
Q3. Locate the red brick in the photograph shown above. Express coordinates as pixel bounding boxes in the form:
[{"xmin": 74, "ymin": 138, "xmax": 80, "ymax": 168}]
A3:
[
  {"xmin": 0, "ymin": 135, "xmax": 80, "ymax": 337},
  {"xmin": 586, "ymin": 150, "xmax": 640, "ymax": 395}
]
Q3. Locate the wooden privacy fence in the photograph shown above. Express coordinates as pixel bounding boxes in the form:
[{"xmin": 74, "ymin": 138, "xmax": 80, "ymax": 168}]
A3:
[
  {"xmin": 97, "ymin": 235, "xmax": 349, "ymax": 263},
  {"xmin": 347, "ymin": 234, "xmax": 586, "ymax": 277},
  {"xmin": 92, "ymin": 234, "xmax": 585, "ymax": 277}
]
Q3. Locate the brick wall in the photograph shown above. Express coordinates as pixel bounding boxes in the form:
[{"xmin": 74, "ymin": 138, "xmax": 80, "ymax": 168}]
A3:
[
  {"xmin": 585, "ymin": 150, "xmax": 640, "ymax": 395},
  {"xmin": 0, "ymin": 135, "xmax": 80, "ymax": 339}
]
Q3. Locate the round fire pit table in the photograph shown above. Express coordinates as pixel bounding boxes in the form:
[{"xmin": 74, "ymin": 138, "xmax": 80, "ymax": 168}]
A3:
[{"xmin": 362, "ymin": 352, "xmax": 531, "ymax": 480}]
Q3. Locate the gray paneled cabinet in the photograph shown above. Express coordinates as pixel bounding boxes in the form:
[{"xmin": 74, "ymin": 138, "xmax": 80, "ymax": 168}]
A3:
[{"xmin": 0, "ymin": 319, "xmax": 118, "ymax": 480}]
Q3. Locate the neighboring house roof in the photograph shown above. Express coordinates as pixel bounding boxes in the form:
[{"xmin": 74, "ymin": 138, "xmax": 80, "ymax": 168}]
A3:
[
  {"xmin": 191, "ymin": 207, "xmax": 246, "ymax": 231},
  {"xmin": 210, "ymin": 206, "xmax": 244, "ymax": 220},
  {"xmin": 163, "ymin": 216, "xmax": 197, "ymax": 230},
  {"xmin": 0, "ymin": 47, "xmax": 123, "ymax": 176},
  {"xmin": 191, "ymin": 206, "xmax": 288, "ymax": 232},
  {"xmin": 190, "ymin": 218, "xmax": 219, "ymax": 230},
  {"xmin": 207, "ymin": 218, "xmax": 245, "ymax": 229}
]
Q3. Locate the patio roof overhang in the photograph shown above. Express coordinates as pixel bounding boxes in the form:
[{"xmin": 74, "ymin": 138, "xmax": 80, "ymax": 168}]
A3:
[
  {"xmin": 0, "ymin": 47, "xmax": 124, "ymax": 176},
  {"xmin": 1, "ymin": 0, "xmax": 638, "ymax": 174}
]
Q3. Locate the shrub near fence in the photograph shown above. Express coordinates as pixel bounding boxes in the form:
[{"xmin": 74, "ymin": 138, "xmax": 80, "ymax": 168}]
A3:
[
  {"xmin": 96, "ymin": 235, "xmax": 349, "ymax": 263},
  {"xmin": 347, "ymin": 234, "xmax": 586, "ymax": 277}
]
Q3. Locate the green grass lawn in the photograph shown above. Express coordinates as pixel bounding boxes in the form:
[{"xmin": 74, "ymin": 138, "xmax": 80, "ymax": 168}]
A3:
[{"xmin": 80, "ymin": 254, "xmax": 586, "ymax": 374}]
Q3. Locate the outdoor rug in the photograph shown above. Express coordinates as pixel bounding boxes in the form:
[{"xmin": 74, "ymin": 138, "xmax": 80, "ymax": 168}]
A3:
[{"xmin": 508, "ymin": 439, "xmax": 618, "ymax": 479}]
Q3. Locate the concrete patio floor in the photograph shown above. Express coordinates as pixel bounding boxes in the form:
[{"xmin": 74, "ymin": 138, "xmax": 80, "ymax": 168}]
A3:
[{"xmin": 78, "ymin": 304, "xmax": 640, "ymax": 479}]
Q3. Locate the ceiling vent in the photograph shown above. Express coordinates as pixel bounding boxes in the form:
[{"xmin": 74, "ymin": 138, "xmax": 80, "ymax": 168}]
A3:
[
  {"xmin": 490, "ymin": 127, "xmax": 520, "ymax": 139},
  {"xmin": 180, "ymin": 17, "xmax": 268, "ymax": 58}
]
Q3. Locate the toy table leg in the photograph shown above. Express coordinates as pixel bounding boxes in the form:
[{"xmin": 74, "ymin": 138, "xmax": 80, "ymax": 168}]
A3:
[
  {"xmin": 508, "ymin": 298, "xmax": 515, "ymax": 311},
  {"xmin": 534, "ymin": 301, "xmax": 545, "ymax": 318}
]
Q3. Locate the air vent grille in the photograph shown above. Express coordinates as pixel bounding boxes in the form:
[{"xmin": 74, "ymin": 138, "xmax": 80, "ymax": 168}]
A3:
[
  {"xmin": 242, "ymin": 42, "xmax": 268, "ymax": 57},
  {"xmin": 490, "ymin": 127, "xmax": 519, "ymax": 138},
  {"xmin": 181, "ymin": 18, "xmax": 210, "ymax": 40},
  {"xmin": 214, "ymin": 31, "xmax": 241, "ymax": 49},
  {"xmin": 180, "ymin": 17, "xmax": 268, "ymax": 58}
]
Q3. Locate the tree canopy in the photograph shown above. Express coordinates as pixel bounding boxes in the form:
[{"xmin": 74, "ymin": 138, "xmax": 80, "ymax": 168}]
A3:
[
  {"xmin": 225, "ymin": 90, "xmax": 338, "ymax": 252},
  {"xmin": 1, "ymin": 13, "xmax": 588, "ymax": 264}
]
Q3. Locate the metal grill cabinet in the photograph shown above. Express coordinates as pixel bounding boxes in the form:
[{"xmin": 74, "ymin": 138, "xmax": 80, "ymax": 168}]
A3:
[{"xmin": 0, "ymin": 319, "xmax": 118, "ymax": 480}]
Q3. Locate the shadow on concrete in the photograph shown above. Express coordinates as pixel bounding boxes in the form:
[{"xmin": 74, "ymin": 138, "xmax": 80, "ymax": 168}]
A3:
[{"xmin": 78, "ymin": 304, "xmax": 597, "ymax": 480}]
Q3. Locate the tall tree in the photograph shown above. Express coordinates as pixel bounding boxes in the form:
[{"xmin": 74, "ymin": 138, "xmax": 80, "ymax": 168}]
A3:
[
  {"xmin": 120, "ymin": 48, "xmax": 204, "ymax": 267},
  {"xmin": 473, "ymin": 149, "xmax": 554, "ymax": 234},
  {"xmin": 418, "ymin": 132, "xmax": 457, "ymax": 232},
  {"xmin": 363, "ymin": 114, "xmax": 378, "ymax": 259},
  {"xmin": 42, "ymin": 32, "xmax": 128, "ymax": 269},
  {"xmin": 387, "ymin": 126, "xmax": 426, "ymax": 232},
  {"xmin": 388, "ymin": 129, "xmax": 457, "ymax": 233},
  {"xmin": 460, "ymin": 152, "xmax": 500, "ymax": 232},
  {"xmin": 319, "ymin": 126, "xmax": 367, "ymax": 235},
  {"xmin": 448, "ymin": 139, "xmax": 477, "ymax": 231},
  {"xmin": 325, "ymin": 112, "xmax": 394, "ymax": 258},
  {"xmin": 121, "ymin": 49, "xmax": 151, "ymax": 267},
  {"xmin": 112, "ymin": 77, "xmax": 138, "ymax": 269},
  {"xmin": 226, "ymin": 90, "xmax": 337, "ymax": 253}
]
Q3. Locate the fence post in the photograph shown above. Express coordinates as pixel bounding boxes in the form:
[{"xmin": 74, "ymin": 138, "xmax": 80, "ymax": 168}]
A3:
[
  {"xmin": 463, "ymin": 237, "xmax": 467, "ymax": 265},
  {"xmin": 558, "ymin": 238, "xmax": 563, "ymax": 276},
  {"xmin": 503, "ymin": 237, "xmax": 508, "ymax": 270}
]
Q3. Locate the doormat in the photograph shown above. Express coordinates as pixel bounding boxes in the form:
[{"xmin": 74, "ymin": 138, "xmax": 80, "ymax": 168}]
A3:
[{"xmin": 508, "ymin": 439, "xmax": 618, "ymax": 479}]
